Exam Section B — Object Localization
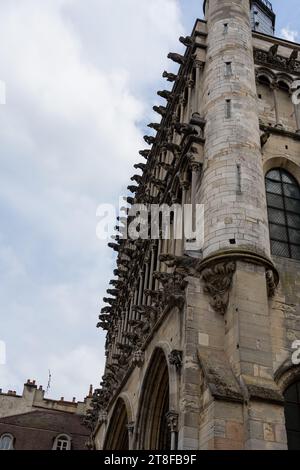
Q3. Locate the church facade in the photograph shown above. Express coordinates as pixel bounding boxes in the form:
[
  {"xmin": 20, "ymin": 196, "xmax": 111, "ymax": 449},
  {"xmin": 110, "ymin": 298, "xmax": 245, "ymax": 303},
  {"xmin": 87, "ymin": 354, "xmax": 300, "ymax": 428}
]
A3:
[{"xmin": 87, "ymin": 0, "xmax": 300, "ymax": 450}]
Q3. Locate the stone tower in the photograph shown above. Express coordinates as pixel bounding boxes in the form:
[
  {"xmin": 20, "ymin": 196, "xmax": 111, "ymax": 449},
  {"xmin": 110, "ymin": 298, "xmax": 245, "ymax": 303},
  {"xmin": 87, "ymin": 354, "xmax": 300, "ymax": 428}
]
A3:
[{"xmin": 87, "ymin": 0, "xmax": 300, "ymax": 450}]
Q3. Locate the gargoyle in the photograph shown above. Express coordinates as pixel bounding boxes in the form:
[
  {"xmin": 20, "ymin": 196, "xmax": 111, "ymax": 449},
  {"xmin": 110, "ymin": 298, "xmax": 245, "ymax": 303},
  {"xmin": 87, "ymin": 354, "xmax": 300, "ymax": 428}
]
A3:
[
  {"xmin": 157, "ymin": 90, "xmax": 174, "ymax": 101},
  {"xmin": 167, "ymin": 52, "xmax": 186, "ymax": 65},
  {"xmin": 162, "ymin": 71, "xmax": 178, "ymax": 82},
  {"xmin": 179, "ymin": 36, "xmax": 194, "ymax": 47},
  {"xmin": 139, "ymin": 149, "xmax": 151, "ymax": 159},
  {"xmin": 148, "ymin": 123, "xmax": 161, "ymax": 132},
  {"xmin": 153, "ymin": 105, "xmax": 167, "ymax": 116},
  {"xmin": 144, "ymin": 135, "xmax": 156, "ymax": 145}
]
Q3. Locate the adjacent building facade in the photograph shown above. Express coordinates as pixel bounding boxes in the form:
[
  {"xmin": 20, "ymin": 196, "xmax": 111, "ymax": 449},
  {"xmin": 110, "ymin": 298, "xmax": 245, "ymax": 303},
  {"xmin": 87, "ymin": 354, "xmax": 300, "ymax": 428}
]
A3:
[
  {"xmin": 86, "ymin": 0, "xmax": 300, "ymax": 450},
  {"xmin": 0, "ymin": 379, "xmax": 91, "ymax": 450}
]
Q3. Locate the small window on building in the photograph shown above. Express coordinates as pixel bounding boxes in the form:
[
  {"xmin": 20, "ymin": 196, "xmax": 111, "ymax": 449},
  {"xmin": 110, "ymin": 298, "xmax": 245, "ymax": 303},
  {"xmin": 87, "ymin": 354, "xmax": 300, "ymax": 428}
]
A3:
[
  {"xmin": 0, "ymin": 434, "xmax": 14, "ymax": 450},
  {"xmin": 225, "ymin": 62, "xmax": 232, "ymax": 77},
  {"xmin": 266, "ymin": 168, "xmax": 300, "ymax": 260},
  {"xmin": 223, "ymin": 23, "xmax": 228, "ymax": 34},
  {"xmin": 225, "ymin": 99, "xmax": 232, "ymax": 119},
  {"xmin": 53, "ymin": 434, "xmax": 71, "ymax": 451}
]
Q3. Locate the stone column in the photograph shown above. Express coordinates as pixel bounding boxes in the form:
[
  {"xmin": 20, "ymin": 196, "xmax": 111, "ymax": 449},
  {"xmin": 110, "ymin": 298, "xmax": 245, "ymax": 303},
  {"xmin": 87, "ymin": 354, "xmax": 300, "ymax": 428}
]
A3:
[
  {"xmin": 126, "ymin": 422, "xmax": 135, "ymax": 450},
  {"xmin": 271, "ymin": 82, "xmax": 282, "ymax": 127},
  {"xmin": 180, "ymin": 178, "xmax": 190, "ymax": 254},
  {"xmin": 194, "ymin": 61, "xmax": 204, "ymax": 114},
  {"xmin": 187, "ymin": 79, "xmax": 194, "ymax": 121},
  {"xmin": 166, "ymin": 411, "xmax": 179, "ymax": 450},
  {"xmin": 292, "ymin": 96, "xmax": 300, "ymax": 132},
  {"xmin": 189, "ymin": 159, "xmax": 202, "ymax": 234},
  {"xmin": 143, "ymin": 257, "xmax": 150, "ymax": 305},
  {"xmin": 138, "ymin": 269, "xmax": 144, "ymax": 306},
  {"xmin": 148, "ymin": 243, "xmax": 156, "ymax": 302}
]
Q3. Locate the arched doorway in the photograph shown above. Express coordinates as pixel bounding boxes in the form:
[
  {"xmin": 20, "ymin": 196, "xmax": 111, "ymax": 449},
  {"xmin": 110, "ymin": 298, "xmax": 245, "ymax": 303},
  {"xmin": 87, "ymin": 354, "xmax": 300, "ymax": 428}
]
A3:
[
  {"xmin": 136, "ymin": 348, "xmax": 172, "ymax": 450},
  {"xmin": 103, "ymin": 398, "xmax": 129, "ymax": 450}
]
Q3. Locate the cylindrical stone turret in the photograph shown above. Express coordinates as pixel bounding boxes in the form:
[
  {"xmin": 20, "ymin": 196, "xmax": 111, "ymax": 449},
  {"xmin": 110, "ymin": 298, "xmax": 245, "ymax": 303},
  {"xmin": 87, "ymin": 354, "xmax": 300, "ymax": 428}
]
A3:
[{"xmin": 200, "ymin": 0, "xmax": 270, "ymax": 260}]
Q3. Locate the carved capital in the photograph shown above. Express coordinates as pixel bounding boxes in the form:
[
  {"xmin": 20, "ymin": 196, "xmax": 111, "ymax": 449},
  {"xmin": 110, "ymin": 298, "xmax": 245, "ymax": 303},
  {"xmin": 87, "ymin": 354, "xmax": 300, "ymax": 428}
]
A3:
[
  {"xmin": 201, "ymin": 261, "xmax": 236, "ymax": 315},
  {"xmin": 166, "ymin": 411, "xmax": 179, "ymax": 433},
  {"xmin": 188, "ymin": 154, "xmax": 202, "ymax": 173},
  {"xmin": 132, "ymin": 349, "xmax": 145, "ymax": 368},
  {"xmin": 179, "ymin": 179, "xmax": 190, "ymax": 191},
  {"xmin": 194, "ymin": 59, "xmax": 205, "ymax": 70},
  {"xmin": 168, "ymin": 350, "xmax": 183, "ymax": 371},
  {"xmin": 126, "ymin": 422, "xmax": 135, "ymax": 435},
  {"xmin": 98, "ymin": 411, "xmax": 108, "ymax": 425}
]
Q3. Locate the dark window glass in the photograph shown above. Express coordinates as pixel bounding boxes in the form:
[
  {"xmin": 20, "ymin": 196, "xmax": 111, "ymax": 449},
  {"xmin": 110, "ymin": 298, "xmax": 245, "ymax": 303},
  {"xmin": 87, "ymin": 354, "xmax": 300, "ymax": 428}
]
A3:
[
  {"xmin": 284, "ymin": 381, "xmax": 300, "ymax": 450},
  {"xmin": 266, "ymin": 168, "xmax": 300, "ymax": 260}
]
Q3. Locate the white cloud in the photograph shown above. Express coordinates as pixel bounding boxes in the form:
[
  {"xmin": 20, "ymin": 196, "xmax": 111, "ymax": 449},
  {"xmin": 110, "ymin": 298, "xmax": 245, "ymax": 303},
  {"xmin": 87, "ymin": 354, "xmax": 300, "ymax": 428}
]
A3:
[
  {"xmin": 0, "ymin": 0, "xmax": 183, "ymax": 400},
  {"xmin": 281, "ymin": 26, "xmax": 299, "ymax": 42}
]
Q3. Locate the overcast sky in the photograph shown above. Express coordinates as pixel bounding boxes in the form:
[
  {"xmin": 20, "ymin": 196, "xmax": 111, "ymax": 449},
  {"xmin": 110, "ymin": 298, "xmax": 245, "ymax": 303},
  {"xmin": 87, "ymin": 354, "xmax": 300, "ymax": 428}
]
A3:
[{"xmin": 0, "ymin": 0, "xmax": 299, "ymax": 402}]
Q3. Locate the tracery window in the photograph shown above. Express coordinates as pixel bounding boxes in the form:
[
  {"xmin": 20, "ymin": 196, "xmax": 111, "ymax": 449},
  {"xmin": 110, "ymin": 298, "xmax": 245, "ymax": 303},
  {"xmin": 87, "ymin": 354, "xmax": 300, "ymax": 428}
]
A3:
[{"xmin": 266, "ymin": 168, "xmax": 300, "ymax": 260}]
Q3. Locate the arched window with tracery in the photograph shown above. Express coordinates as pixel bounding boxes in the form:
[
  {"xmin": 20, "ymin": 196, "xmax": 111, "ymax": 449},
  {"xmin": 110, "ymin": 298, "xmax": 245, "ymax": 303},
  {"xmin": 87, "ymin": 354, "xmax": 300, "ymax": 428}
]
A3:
[
  {"xmin": 266, "ymin": 168, "xmax": 300, "ymax": 260},
  {"xmin": 284, "ymin": 381, "xmax": 300, "ymax": 449}
]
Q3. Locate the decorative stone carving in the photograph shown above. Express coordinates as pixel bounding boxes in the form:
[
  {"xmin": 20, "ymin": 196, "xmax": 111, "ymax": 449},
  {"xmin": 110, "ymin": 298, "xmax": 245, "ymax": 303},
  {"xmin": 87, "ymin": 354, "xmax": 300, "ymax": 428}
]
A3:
[
  {"xmin": 179, "ymin": 35, "xmax": 194, "ymax": 47},
  {"xmin": 148, "ymin": 123, "xmax": 161, "ymax": 132},
  {"xmin": 166, "ymin": 411, "xmax": 179, "ymax": 433},
  {"xmin": 175, "ymin": 122, "xmax": 198, "ymax": 137},
  {"xmin": 139, "ymin": 149, "xmax": 151, "ymax": 159},
  {"xmin": 126, "ymin": 422, "xmax": 135, "ymax": 435},
  {"xmin": 144, "ymin": 135, "xmax": 156, "ymax": 145},
  {"xmin": 254, "ymin": 48, "xmax": 300, "ymax": 75},
  {"xmin": 167, "ymin": 52, "xmax": 186, "ymax": 65},
  {"xmin": 168, "ymin": 350, "xmax": 183, "ymax": 371},
  {"xmin": 162, "ymin": 71, "xmax": 177, "ymax": 82},
  {"xmin": 131, "ymin": 174, "xmax": 143, "ymax": 184},
  {"xmin": 157, "ymin": 90, "xmax": 174, "ymax": 101},
  {"xmin": 132, "ymin": 350, "xmax": 145, "ymax": 368},
  {"xmin": 201, "ymin": 261, "xmax": 236, "ymax": 315},
  {"xmin": 153, "ymin": 105, "xmax": 167, "ymax": 116},
  {"xmin": 153, "ymin": 271, "xmax": 188, "ymax": 310},
  {"xmin": 161, "ymin": 142, "xmax": 181, "ymax": 154},
  {"xmin": 260, "ymin": 131, "xmax": 270, "ymax": 147},
  {"xmin": 98, "ymin": 411, "xmax": 108, "ymax": 425},
  {"xmin": 160, "ymin": 254, "xmax": 200, "ymax": 277},
  {"xmin": 266, "ymin": 269, "xmax": 277, "ymax": 297}
]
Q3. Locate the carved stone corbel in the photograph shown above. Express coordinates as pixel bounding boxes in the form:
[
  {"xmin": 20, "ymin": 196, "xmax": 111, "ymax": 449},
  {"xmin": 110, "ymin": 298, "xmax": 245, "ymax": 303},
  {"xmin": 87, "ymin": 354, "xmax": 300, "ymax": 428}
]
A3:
[
  {"xmin": 166, "ymin": 411, "xmax": 179, "ymax": 433},
  {"xmin": 201, "ymin": 261, "xmax": 236, "ymax": 315},
  {"xmin": 168, "ymin": 350, "xmax": 183, "ymax": 371}
]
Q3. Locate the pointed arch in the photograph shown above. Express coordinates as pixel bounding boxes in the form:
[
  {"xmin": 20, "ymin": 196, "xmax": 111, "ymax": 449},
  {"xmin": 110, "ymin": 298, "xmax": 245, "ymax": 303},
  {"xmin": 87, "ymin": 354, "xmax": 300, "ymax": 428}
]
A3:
[
  {"xmin": 135, "ymin": 347, "xmax": 172, "ymax": 450},
  {"xmin": 103, "ymin": 397, "xmax": 129, "ymax": 450}
]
